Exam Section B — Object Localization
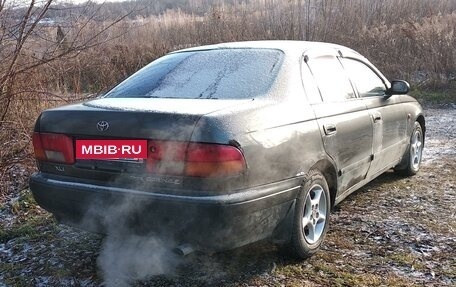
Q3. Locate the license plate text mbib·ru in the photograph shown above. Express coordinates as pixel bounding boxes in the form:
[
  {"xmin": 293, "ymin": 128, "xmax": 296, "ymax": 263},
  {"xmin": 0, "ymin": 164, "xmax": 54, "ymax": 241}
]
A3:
[{"xmin": 76, "ymin": 140, "xmax": 148, "ymax": 159}]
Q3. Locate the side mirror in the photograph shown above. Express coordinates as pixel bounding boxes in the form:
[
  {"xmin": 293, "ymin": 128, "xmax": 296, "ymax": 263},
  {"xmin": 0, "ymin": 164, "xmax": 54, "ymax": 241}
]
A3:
[{"xmin": 386, "ymin": 80, "xmax": 410, "ymax": 96}]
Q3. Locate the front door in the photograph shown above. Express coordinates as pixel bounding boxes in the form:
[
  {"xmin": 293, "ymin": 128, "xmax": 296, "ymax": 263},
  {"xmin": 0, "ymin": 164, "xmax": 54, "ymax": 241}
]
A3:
[{"xmin": 340, "ymin": 58, "xmax": 407, "ymax": 176}]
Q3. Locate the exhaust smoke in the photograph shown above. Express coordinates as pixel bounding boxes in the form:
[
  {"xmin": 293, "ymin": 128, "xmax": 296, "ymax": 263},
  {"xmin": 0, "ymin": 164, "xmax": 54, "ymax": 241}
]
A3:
[
  {"xmin": 97, "ymin": 234, "xmax": 178, "ymax": 287},
  {"xmin": 79, "ymin": 195, "xmax": 182, "ymax": 287}
]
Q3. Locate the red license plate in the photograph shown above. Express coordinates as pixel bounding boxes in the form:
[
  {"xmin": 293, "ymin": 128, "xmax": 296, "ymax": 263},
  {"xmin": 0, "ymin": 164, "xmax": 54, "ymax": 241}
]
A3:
[{"xmin": 75, "ymin": 140, "xmax": 148, "ymax": 160}]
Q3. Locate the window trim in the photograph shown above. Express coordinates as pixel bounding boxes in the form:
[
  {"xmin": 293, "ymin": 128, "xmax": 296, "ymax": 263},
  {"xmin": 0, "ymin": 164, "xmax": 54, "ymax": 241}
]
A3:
[
  {"xmin": 300, "ymin": 55, "xmax": 323, "ymax": 104},
  {"xmin": 339, "ymin": 57, "xmax": 389, "ymax": 99}
]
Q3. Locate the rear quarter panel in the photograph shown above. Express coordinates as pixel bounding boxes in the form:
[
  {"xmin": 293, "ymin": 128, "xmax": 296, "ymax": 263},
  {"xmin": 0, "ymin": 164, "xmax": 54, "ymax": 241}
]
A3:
[{"xmin": 193, "ymin": 100, "xmax": 324, "ymax": 187}]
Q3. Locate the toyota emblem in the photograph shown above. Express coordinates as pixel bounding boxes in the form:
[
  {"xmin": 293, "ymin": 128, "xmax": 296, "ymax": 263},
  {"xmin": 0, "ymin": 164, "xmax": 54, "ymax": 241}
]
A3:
[{"xmin": 96, "ymin": 121, "xmax": 109, "ymax": 132}]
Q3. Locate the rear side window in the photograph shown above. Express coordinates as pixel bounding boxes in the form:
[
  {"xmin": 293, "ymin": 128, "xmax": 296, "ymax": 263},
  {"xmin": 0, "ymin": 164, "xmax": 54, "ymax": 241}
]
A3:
[
  {"xmin": 307, "ymin": 56, "xmax": 355, "ymax": 102},
  {"xmin": 104, "ymin": 49, "xmax": 284, "ymax": 99},
  {"xmin": 341, "ymin": 58, "xmax": 386, "ymax": 97}
]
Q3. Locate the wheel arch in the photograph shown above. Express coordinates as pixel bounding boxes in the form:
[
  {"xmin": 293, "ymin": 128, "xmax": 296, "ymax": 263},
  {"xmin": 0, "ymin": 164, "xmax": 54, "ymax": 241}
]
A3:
[
  {"xmin": 310, "ymin": 159, "xmax": 338, "ymax": 208},
  {"xmin": 416, "ymin": 114, "xmax": 426, "ymax": 143}
]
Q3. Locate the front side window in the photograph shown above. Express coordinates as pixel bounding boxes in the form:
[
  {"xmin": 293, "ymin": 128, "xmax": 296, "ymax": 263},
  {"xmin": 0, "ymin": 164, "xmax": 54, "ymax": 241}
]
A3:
[
  {"xmin": 341, "ymin": 58, "xmax": 386, "ymax": 97},
  {"xmin": 307, "ymin": 56, "xmax": 355, "ymax": 102},
  {"xmin": 104, "ymin": 49, "xmax": 284, "ymax": 99}
]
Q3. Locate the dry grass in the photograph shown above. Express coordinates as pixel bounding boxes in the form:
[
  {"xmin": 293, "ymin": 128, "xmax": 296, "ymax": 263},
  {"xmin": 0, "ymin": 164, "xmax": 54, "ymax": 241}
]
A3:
[{"xmin": 1, "ymin": 0, "xmax": 456, "ymax": 198}]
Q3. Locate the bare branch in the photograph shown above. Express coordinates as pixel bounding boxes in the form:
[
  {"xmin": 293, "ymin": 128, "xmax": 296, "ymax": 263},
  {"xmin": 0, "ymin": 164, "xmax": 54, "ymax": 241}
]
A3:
[
  {"xmin": 9, "ymin": 9, "xmax": 134, "ymax": 77},
  {"xmin": 0, "ymin": 0, "xmax": 54, "ymax": 88}
]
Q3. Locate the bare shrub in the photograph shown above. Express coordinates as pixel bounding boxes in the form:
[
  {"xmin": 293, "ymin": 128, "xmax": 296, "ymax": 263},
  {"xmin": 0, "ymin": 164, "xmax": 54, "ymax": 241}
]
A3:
[
  {"xmin": 18, "ymin": 0, "xmax": 454, "ymax": 99},
  {"xmin": 1, "ymin": 0, "xmax": 455, "ymax": 198},
  {"xmin": 0, "ymin": 0, "xmax": 132, "ymax": 196}
]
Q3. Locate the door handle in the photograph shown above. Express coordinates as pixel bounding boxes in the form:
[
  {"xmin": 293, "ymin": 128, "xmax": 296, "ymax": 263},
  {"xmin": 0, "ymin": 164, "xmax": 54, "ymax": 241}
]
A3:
[
  {"xmin": 372, "ymin": 113, "xmax": 382, "ymax": 123},
  {"xmin": 323, "ymin": 124, "xmax": 337, "ymax": 135}
]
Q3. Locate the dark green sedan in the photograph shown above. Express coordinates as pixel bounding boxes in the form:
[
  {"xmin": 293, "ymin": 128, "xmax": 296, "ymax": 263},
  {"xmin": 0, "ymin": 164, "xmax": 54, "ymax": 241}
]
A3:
[{"xmin": 30, "ymin": 41, "xmax": 425, "ymax": 258}]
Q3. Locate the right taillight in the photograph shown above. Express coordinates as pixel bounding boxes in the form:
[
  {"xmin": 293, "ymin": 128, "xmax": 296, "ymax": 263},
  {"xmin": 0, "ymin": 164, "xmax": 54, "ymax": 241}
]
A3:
[
  {"xmin": 146, "ymin": 140, "xmax": 246, "ymax": 177},
  {"xmin": 185, "ymin": 143, "xmax": 246, "ymax": 177},
  {"xmin": 32, "ymin": 132, "xmax": 74, "ymax": 164}
]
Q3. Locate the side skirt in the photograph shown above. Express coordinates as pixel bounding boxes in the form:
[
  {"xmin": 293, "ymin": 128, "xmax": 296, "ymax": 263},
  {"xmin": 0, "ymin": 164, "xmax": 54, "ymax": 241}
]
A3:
[{"xmin": 334, "ymin": 158, "xmax": 401, "ymax": 206}]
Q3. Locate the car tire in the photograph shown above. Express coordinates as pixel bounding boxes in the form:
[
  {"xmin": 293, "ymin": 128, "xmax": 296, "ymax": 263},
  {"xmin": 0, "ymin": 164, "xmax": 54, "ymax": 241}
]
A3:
[
  {"xmin": 288, "ymin": 169, "xmax": 331, "ymax": 259},
  {"xmin": 395, "ymin": 121, "xmax": 424, "ymax": 176}
]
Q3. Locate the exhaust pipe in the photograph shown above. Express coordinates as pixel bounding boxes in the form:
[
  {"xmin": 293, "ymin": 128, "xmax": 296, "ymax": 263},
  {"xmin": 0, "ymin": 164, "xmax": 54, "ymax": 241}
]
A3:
[{"xmin": 173, "ymin": 243, "xmax": 194, "ymax": 256}]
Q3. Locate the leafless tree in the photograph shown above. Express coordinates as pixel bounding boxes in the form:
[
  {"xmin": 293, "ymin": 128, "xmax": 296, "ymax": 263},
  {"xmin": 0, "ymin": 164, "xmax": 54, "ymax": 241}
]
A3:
[{"xmin": 0, "ymin": 0, "xmax": 132, "ymax": 124}]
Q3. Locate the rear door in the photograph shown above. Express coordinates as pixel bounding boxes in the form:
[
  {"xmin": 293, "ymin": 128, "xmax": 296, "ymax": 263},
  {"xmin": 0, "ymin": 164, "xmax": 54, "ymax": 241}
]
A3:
[
  {"xmin": 303, "ymin": 54, "xmax": 373, "ymax": 193},
  {"xmin": 340, "ymin": 58, "xmax": 407, "ymax": 176}
]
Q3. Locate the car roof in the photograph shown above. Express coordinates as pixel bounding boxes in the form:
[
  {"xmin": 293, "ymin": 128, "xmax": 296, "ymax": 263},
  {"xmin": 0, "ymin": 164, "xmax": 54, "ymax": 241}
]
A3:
[{"xmin": 172, "ymin": 40, "xmax": 360, "ymax": 56}]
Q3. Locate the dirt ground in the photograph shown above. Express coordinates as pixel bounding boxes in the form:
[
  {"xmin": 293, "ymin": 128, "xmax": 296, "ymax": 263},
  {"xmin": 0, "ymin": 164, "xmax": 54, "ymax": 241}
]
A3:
[{"xmin": 0, "ymin": 106, "xmax": 455, "ymax": 287}]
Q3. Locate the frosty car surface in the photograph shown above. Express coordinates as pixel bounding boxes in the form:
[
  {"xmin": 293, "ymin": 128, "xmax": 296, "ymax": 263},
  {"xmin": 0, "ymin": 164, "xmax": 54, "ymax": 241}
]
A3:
[{"xmin": 30, "ymin": 41, "xmax": 425, "ymax": 258}]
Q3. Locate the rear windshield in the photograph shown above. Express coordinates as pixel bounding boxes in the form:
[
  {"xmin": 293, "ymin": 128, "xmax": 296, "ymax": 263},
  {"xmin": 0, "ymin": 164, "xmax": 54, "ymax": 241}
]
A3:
[{"xmin": 104, "ymin": 48, "xmax": 284, "ymax": 99}]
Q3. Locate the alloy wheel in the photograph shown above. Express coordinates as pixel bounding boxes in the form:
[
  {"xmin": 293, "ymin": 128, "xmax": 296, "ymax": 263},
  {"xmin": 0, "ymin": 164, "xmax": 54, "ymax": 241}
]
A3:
[
  {"xmin": 411, "ymin": 128, "xmax": 423, "ymax": 170},
  {"xmin": 302, "ymin": 184, "xmax": 327, "ymax": 244}
]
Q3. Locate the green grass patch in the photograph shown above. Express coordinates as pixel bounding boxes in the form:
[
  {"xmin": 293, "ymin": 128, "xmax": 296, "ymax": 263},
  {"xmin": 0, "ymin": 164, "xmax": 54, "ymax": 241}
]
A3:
[
  {"xmin": 274, "ymin": 258, "xmax": 415, "ymax": 287},
  {"xmin": 410, "ymin": 87, "xmax": 456, "ymax": 104},
  {"xmin": 0, "ymin": 215, "xmax": 55, "ymax": 243},
  {"xmin": 10, "ymin": 189, "xmax": 39, "ymax": 215},
  {"xmin": 0, "ymin": 263, "xmax": 31, "ymax": 287},
  {"xmin": 387, "ymin": 252, "xmax": 426, "ymax": 271}
]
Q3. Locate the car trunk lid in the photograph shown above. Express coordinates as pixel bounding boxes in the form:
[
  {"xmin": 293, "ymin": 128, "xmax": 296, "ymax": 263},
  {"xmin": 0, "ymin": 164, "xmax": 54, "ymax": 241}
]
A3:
[{"xmin": 37, "ymin": 98, "xmax": 249, "ymax": 139}]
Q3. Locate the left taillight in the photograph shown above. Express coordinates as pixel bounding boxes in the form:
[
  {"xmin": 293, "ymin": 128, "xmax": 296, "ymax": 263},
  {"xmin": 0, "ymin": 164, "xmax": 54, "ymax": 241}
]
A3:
[{"xmin": 32, "ymin": 132, "xmax": 74, "ymax": 164}]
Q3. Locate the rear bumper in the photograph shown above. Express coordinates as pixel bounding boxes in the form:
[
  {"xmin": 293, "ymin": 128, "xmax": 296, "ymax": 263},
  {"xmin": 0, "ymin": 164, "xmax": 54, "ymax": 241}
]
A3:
[{"xmin": 30, "ymin": 172, "xmax": 301, "ymax": 251}]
